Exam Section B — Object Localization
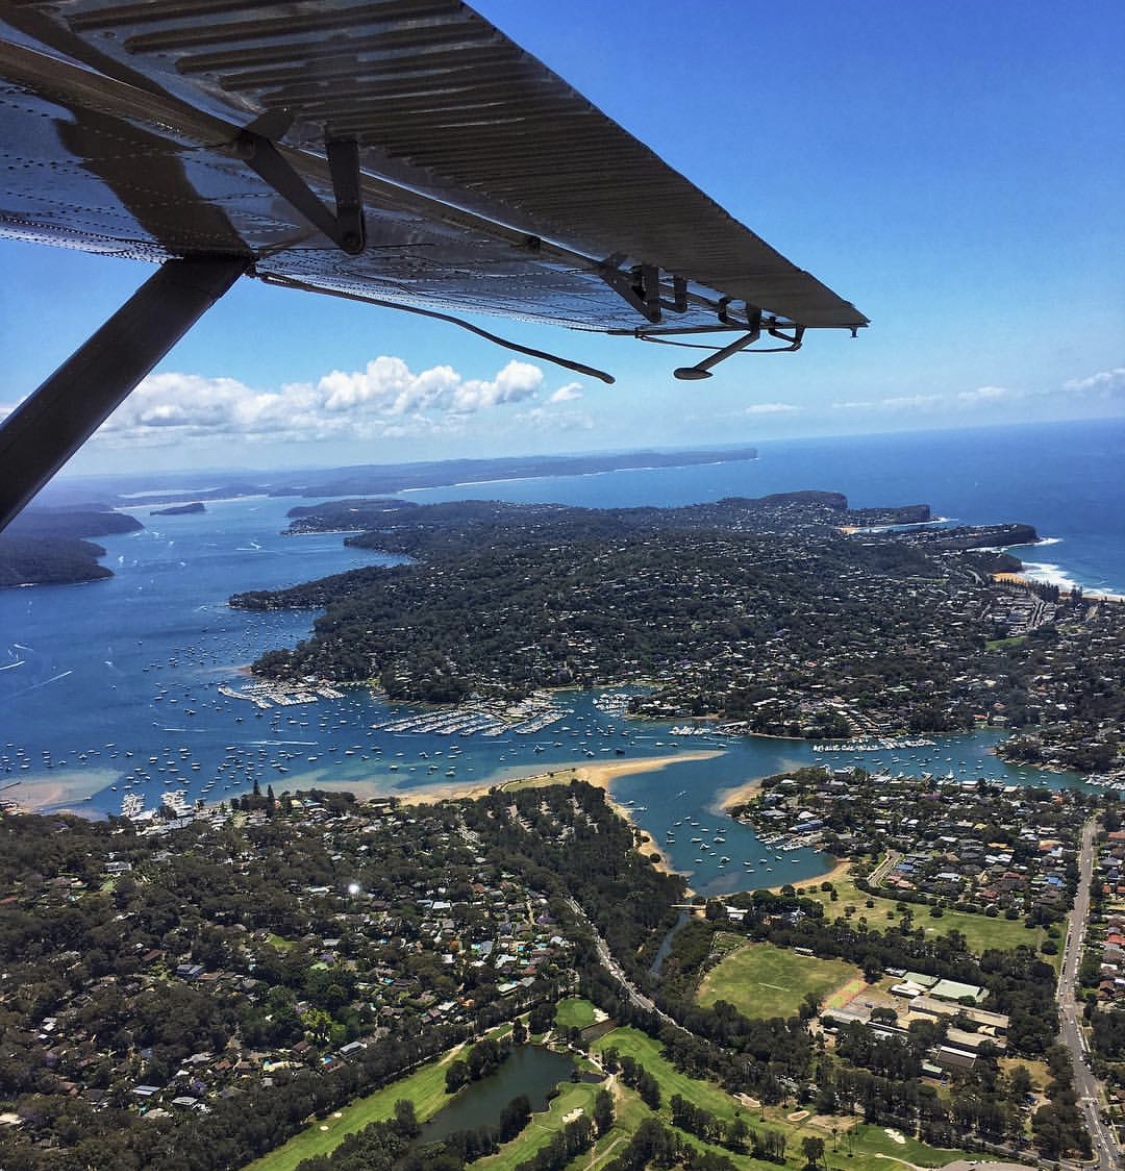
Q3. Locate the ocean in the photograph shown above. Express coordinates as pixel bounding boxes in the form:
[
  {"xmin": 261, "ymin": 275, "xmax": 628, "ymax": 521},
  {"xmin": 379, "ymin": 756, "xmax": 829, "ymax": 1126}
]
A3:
[
  {"xmin": 404, "ymin": 418, "xmax": 1125, "ymax": 599},
  {"xmin": 1, "ymin": 417, "xmax": 1121, "ymax": 895}
]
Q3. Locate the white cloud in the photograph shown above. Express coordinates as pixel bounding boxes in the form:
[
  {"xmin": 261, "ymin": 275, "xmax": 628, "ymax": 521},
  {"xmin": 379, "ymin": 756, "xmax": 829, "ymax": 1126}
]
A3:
[
  {"xmin": 824, "ymin": 367, "xmax": 1123, "ymax": 423},
  {"xmin": 93, "ymin": 357, "xmax": 563, "ymax": 448},
  {"xmin": 831, "ymin": 400, "xmax": 877, "ymax": 411},
  {"xmin": 880, "ymin": 394, "xmax": 944, "ymax": 410},
  {"xmin": 317, "ymin": 357, "xmax": 542, "ymax": 416},
  {"xmin": 742, "ymin": 401, "xmax": 799, "ymax": 415},
  {"xmin": 515, "ymin": 405, "xmax": 594, "ymax": 432},
  {"xmin": 1063, "ymin": 367, "xmax": 1125, "ymax": 398},
  {"xmin": 831, "ymin": 394, "xmax": 944, "ymax": 413},
  {"xmin": 957, "ymin": 385, "xmax": 1019, "ymax": 404}
]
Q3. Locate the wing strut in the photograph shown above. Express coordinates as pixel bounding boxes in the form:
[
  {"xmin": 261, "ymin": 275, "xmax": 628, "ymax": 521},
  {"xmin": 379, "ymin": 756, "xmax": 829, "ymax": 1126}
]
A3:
[
  {"xmin": 0, "ymin": 255, "xmax": 249, "ymax": 533},
  {"xmin": 232, "ymin": 127, "xmax": 367, "ymax": 256}
]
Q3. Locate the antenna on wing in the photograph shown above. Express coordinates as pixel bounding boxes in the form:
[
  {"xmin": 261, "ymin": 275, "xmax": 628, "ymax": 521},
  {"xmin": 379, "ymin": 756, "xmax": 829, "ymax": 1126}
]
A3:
[{"xmin": 259, "ymin": 274, "xmax": 616, "ymax": 385}]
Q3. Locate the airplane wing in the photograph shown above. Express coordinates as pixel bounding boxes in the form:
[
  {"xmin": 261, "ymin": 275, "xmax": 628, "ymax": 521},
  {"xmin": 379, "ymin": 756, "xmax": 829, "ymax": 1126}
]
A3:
[{"xmin": 0, "ymin": 0, "xmax": 867, "ymax": 530}]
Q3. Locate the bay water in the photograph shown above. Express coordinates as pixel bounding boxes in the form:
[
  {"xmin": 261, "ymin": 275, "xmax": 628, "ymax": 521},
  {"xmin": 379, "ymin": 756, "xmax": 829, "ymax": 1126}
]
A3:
[{"xmin": 1, "ymin": 418, "xmax": 1120, "ymax": 895}]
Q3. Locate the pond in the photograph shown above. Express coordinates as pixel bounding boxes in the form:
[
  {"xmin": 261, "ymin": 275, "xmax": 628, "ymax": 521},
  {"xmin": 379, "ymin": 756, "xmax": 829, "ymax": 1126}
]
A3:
[{"xmin": 418, "ymin": 1046, "xmax": 582, "ymax": 1143}]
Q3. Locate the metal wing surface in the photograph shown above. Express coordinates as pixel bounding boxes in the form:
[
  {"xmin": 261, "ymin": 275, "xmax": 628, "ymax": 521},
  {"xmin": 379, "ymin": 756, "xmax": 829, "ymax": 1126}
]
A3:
[{"xmin": 0, "ymin": 0, "xmax": 868, "ymax": 337}]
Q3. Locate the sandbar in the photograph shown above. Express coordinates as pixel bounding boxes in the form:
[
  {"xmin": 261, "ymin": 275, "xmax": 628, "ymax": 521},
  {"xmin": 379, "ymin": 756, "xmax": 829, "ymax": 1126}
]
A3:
[
  {"xmin": 574, "ymin": 750, "xmax": 724, "ymax": 793},
  {"xmin": 406, "ymin": 750, "xmax": 724, "ymax": 807},
  {"xmin": 715, "ymin": 776, "xmax": 765, "ymax": 810},
  {"xmin": 6, "ymin": 770, "xmax": 115, "ymax": 814}
]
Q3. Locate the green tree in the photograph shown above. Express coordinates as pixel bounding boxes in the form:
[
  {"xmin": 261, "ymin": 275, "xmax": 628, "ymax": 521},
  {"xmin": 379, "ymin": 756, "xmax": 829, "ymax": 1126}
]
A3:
[
  {"xmin": 802, "ymin": 1135, "xmax": 825, "ymax": 1169},
  {"xmin": 394, "ymin": 1098, "xmax": 420, "ymax": 1138},
  {"xmin": 594, "ymin": 1088, "xmax": 615, "ymax": 1136},
  {"xmin": 445, "ymin": 1058, "xmax": 468, "ymax": 1093}
]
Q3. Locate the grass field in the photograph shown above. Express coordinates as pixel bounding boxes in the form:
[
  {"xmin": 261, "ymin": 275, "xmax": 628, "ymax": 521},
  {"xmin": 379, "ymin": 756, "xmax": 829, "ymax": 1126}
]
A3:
[
  {"xmin": 244, "ymin": 1020, "xmax": 973, "ymax": 1171},
  {"xmin": 555, "ymin": 997, "xmax": 598, "ymax": 1030},
  {"xmin": 985, "ymin": 635, "xmax": 1028, "ymax": 651},
  {"xmin": 797, "ymin": 867, "xmax": 1052, "ymax": 963},
  {"xmin": 475, "ymin": 1080, "xmax": 603, "ymax": 1171},
  {"xmin": 843, "ymin": 1122, "xmax": 970, "ymax": 1170},
  {"xmin": 593, "ymin": 1027, "xmax": 970, "ymax": 1171},
  {"xmin": 593, "ymin": 1026, "xmax": 773, "ymax": 1132},
  {"xmin": 244, "ymin": 1050, "xmax": 458, "ymax": 1171},
  {"xmin": 696, "ymin": 941, "xmax": 861, "ymax": 1019}
]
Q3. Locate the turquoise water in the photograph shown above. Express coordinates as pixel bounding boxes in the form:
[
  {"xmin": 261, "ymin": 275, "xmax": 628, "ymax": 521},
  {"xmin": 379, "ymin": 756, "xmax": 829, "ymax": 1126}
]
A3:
[
  {"xmin": 607, "ymin": 728, "xmax": 1079, "ymax": 895},
  {"xmin": 1, "ymin": 421, "xmax": 1115, "ymax": 894}
]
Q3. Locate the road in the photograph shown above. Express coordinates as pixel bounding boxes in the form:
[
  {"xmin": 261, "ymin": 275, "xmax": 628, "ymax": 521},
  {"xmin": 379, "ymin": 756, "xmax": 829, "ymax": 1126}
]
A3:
[
  {"xmin": 1058, "ymin": 816, "xmax": 1120, "ymax": 1171},
  {"xmin": 869, "ymin": 849, "xmax": 901, "ymax": 889},
  {"xmin": 573, "ymin": 823, "xmax": 1119, "ymax": 1167},
  {"xmin": 564, "ymin": 896, "xmax": 686, "ymax": 1033}
]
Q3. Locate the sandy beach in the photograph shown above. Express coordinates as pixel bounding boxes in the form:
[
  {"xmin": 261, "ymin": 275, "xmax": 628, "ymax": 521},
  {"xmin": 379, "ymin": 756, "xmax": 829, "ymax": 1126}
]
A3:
[
  {"xmin": 574, "ymin": 750, "xmax": 725, "ymax": 793},
  {"xmin": 715, "ymin": 776, "xmax": 765, "ymax": 810},
  {"xmin": 407, "ymin": 749, "xmax": 725, "ymax": 806},
  {"xmin": 761, "ymin": 856, "xmax": 852, "ymax": 895},
  {"xmin": 992, "ymin": 571, "xmax": 1125, "ymax": 604}
]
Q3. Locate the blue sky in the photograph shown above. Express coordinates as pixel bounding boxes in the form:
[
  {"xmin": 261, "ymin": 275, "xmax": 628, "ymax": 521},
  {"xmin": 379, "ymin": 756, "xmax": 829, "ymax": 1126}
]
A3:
[{"xmin": 1, "ymin": 0, "xmax": 1122, "ymax": 477}]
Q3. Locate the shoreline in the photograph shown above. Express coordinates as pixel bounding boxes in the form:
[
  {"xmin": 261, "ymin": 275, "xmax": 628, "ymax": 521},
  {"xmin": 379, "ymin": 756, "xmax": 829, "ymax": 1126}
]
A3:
[
  {"xmin": 10, "ymin": 750, "xmax": 848, "ymax": 895},
  {"xmin": 4, "ymin": 771, "xmax": 115, "ymax": 815},
  {"xmin": 763, "ymin": 856, "xmax": 852, "ymax": 895},
  {"xmin": 992, "ymin": 570, "xmax": 1125, "ymax": 604},
  {"xmin": 407, "ymin": 749, "xmax": 726, "ymax": 807},
  {"xmin": 715, "ymin": 776, "xmax": 765, "ymax": 810},
  {"xmin": 715, "ymin": 777, "xmax": 852, "ymax": 893},
  {"xmin": 20, "ymin": 727, "xmax": 1056, "ymax": 900}
]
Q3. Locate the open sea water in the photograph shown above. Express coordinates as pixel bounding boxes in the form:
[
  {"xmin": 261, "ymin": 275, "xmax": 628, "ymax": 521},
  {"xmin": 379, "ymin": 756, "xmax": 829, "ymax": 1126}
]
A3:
[
  {"xmin": 406, "ymin": 417, "xmax": 1125, "ymax": 599},
  {"xmin": 1, "ymin": 417, "xmax": 1121, "ymax": 894}
]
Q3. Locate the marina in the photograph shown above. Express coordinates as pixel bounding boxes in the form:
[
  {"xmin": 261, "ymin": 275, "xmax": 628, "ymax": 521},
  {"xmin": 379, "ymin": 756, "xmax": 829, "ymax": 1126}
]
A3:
[
  {"xmin": 0, "ymin": 489, "xmax": 1101, "ymax": 896},
  {"xmin": 811, "ymin": 737, "xmax": 937, "ymax": 753}
]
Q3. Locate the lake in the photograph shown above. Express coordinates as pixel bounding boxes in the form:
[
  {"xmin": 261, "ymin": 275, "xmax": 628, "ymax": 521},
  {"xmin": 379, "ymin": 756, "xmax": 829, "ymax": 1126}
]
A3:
[{"xmin": 418, "ymin": 1046, "xmax": 579, "ymax": 1143}]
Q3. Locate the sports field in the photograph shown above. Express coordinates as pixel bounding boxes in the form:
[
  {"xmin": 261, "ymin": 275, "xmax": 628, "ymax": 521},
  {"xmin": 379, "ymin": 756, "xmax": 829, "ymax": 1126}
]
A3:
[
  {"xmin": 796, "ymin": 869, "xmax": 1054, "ymax": 966},
  {"xmin": 696, "ymin": 941, "xmax": 861, "ymax": 1018}
]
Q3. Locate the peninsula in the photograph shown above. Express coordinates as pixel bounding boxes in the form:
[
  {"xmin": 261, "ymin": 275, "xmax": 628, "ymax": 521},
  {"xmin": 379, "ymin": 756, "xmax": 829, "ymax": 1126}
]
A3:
[
  {"xmin": 0, "ymin": 508, "xmax": 142, "ymax": 586},
  {"xmin": 229, "ymin": 491, "xmax": 1125, "ymax": 777},
  {"xmin": 39, "ymin": 447, "xmax": 761, "ymax": 509}
]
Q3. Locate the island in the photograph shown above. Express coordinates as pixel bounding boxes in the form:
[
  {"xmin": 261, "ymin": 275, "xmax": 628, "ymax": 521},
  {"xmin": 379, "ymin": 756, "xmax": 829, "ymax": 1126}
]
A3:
[{"xmin": 149, "ymin": 501, "xmax": 206, "ymax": 516}]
